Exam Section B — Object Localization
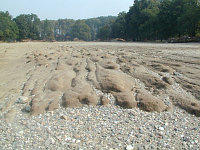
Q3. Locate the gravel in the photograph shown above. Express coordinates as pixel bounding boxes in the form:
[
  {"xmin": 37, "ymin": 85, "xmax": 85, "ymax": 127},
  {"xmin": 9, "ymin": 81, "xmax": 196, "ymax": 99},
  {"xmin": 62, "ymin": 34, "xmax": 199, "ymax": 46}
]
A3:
[{"xmin": 0, "ymin": 104, "xmax": 200, "ymax": 150}]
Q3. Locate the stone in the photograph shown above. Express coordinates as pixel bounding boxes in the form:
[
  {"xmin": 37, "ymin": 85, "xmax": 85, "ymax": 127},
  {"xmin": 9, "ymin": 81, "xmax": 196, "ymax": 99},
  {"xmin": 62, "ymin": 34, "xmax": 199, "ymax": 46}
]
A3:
[
  {"xmin": 126, "ymin": 145, "xmax": 134, "ymax": 150},
  {"xmin": 100, "ymin": 96, "xmax": 110, "ymax": 105},
  {"xmin": 24, "ymin": 105, "xmax": 31, "ymax": 112},
  {"xmin": 159, "ymin": 127, "xmax": 165, "ymax": 131},
  {"xmin": 60, "ymin": 115, "xmax": 68, "ymax": 120},
  {"xmin": 16, "ymin": 96, "xmax": 28, "ymax": 104}
]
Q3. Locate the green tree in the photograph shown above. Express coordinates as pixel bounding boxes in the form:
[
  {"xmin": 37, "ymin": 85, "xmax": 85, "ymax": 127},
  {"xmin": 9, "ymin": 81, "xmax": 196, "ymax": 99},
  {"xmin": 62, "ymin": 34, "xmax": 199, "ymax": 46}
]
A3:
[
  {"xmin": 55, "ymin": 19, "xmax": 75, "ymax": 41},
  {"xmin": 157, "ymin": 0, "xmax": 200, "ymax": 39},
  {"xmin": 177, "ymin": 0, "xmax": 200, "ymax": 36},
  {"xmin": 14, "ymin": 15, "xmax": 29, "ymax": 39},
  {"xmin": 97, "ymin": 25, "xmax": 111, "ymax": 40},
  {"xmin": 71, "ymin": 20, "xmax": 91, "ymax": 41},
  {"xmin": 0, "ymin": 11, "xmax": 19, "ymax": 41},
  {"xmin": 139, "ymin": 0, "xmax": 160, "ymax": 40},
  {"xmin": 157, "ymin": 0, "xmax": 172, "ymax": 40},
  {"xmin": 29, "ymin": 14, "xmax": 41, "ymax": 40},
  {"xmin": 126, "ymin": 0, "xmax": 143, "ymax": 41},
  {"xmin": 125, "ymin": 0, "xmax": 160, "ymax": 41},
  {"xmin": 14, "ymin": 14, "xmax": 40, "ymax": 40},
  {"xmin": 85, "ymin": 18, "xmax": 101, "ymax": 40},
  {"xmin": 85, "ymin": 16, "xmax": 116, "ymax": 40},
  {"xmin": 111, "ymin": 12, "xmax": 127, "ymax": 39},
  {"xmin": 40, "ymin": 19, "xmax": 55, "ymax": 41}
]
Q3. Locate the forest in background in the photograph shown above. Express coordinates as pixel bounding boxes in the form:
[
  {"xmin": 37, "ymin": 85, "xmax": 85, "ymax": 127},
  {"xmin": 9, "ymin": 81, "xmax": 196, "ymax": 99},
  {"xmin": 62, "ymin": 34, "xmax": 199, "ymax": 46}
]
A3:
[{"xmin": 0, "ymin": 0, "xmax": 200, "ymax": 42}]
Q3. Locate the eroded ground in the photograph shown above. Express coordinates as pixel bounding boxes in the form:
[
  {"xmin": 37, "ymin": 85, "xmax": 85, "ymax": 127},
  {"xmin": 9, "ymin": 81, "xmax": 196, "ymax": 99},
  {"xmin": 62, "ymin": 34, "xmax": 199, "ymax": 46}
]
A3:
[{"xmin": 0, "ymin": 42, "xmax": 200, "ymax": 120}]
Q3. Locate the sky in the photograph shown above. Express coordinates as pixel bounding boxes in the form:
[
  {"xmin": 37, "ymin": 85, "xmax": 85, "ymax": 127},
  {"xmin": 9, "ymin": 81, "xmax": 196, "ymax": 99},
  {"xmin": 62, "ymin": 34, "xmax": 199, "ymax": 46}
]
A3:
[{"xmin": 0, "ymin": 0, "xmax": 134, "ymax": 20}]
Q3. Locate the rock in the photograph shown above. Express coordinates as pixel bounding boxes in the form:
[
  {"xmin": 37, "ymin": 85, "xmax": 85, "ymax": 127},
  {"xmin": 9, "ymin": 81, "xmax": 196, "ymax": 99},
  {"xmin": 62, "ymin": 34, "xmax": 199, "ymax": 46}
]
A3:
[
  {"xmin": 16, "ymin": 96, "xmax": 28, "ymax": 104},
  {"xmin": 159, "ymin": 127, "xmax": 165, "ymax": 131},
  {"xmin": 60, "ymin": 115, "xmax": 68, "ymax": 120},
  {"xmin": 69, "ymin": 143, "xmax": 77, "ymax": 148},
  {"xmin": 100, "ymin": 96, "xmax": 109, "ymax": 105},
  {"xmin": 126, "ymin": 145, "xmax": 134, "ymax": 150},
  {"xmin": 114, "ymin": 92, "xmax": 137, "ymax": 109},
  {"xmin": 24, "ymin": 105, "xmax": 31, "ymax": 112},
  {"xmin": 136, "ymin": 92, "xmax": 167, "ymax": 112},
  {"xmin": 45, "ymin": 137, "xmax": 55, "ymax": 147}
]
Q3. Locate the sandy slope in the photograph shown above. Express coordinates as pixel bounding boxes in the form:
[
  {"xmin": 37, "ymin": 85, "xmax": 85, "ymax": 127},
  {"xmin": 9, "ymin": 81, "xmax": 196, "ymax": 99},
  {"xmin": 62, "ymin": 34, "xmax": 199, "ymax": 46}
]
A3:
[{"xmin": 0, "ymin": 42, "xmax": 200, "ymax": 120}]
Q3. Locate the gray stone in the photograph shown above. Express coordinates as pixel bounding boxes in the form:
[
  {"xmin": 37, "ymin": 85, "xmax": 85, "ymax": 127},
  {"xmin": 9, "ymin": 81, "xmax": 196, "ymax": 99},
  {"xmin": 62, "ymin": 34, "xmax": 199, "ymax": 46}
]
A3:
[{"xmin": 16, "ymin": 96, "xmax": 28, "ymax": 104}]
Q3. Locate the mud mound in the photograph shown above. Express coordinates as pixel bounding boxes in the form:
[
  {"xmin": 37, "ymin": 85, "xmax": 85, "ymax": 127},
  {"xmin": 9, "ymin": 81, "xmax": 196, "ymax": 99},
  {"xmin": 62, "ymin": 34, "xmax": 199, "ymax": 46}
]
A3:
[
  {"xmin": 1, "ymin": 42, "xmax": 200, "ymax": 118},
  {"xmin": 62, "ymin": 90, "xmax": 98, "ymax": 108},
  {"xmin": 136, "ymin": 92, "xmax": 167, "ymax": 112},
  {"xmin": 129, "ymin": 66, "xmax": 169, "ymax": 93},
  {"xmin": 45, "ymin": 73, "xmax": 74, "ymax": 92},
  {"xmin": 96, "ymin": 66, "xmax": 133, "ymax": 93},
  {"xmin": 150, "ymin": 64, "xmax": 175, "ymax": 74},
  {"xmin": 162, "ymin": 76, "xmax": 174, "ymax": 85},
  {"xmin": 173, "ymin": 96, "xmax": 200, "ymax": 117},
  {"xmin": 99, "ymin": 60, "xmax": 119, "ymax": 70},
  {"xmin": 114, "ymin": 92, "xmax": 137, "ymax": 109},
  {"xmin": 31, "ymin": 92, "xmax": 60, "ymax": 115},
  {"xmin": 177, "ymin": 101, "xmax": 200, "ymax": 117}
]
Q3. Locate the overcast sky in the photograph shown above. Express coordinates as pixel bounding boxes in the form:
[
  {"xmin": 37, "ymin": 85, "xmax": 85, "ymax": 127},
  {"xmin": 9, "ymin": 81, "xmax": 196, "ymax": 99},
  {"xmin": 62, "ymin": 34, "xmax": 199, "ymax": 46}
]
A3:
[{"xmin": 0, "ymin": 0, "xmax": 134, "ymax": 20}]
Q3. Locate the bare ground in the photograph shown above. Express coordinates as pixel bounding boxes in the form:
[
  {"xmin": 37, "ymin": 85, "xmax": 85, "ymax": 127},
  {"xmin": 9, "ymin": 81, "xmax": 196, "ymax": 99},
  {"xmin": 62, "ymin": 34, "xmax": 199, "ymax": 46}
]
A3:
[{"xmin": 0, "ymin": 42, "xmax": 200, "ymax": 120}]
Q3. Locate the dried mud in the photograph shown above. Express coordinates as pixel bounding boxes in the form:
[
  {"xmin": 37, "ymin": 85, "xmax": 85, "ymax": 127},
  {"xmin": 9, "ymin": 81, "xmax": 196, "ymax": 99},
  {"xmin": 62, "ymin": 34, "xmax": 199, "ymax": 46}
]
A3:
[{"xmin": 0, "ymin": 42, "xmax": 200, "ymax": 120}]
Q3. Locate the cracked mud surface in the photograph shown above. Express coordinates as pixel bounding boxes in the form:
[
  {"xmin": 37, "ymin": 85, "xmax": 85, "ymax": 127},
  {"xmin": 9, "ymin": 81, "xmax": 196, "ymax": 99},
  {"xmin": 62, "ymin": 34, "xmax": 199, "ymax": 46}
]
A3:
[{"xmin": 0, "ymin": 42, "xmax": 200, "ymax": 119}]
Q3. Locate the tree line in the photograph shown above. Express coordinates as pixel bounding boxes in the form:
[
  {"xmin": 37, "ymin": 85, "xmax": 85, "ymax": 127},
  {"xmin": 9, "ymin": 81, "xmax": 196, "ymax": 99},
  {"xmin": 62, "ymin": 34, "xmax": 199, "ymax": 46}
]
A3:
[
  {"xmin": 0, "ymin": 0, "xmax": 200, "ymax": 42},
  {"xmin": 0, "ymin": 11, "xmax": 116, "ymax": 42},
  {"xmin": 99, "ymin": 0, "xmax": 200, "ymax": 41}
]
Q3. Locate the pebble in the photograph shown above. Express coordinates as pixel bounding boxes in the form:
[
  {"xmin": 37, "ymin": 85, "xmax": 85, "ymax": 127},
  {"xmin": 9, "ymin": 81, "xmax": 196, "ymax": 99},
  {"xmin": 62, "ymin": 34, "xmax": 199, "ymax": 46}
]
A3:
[
  {"xmin": 159, "ymin": 127, "xmax": 165, "ymax": 131},
  {"xmin": 60, "ymin": 115, "xmax": 68, "ymax": 120},
  {"xmin": 0, "ymin": 106, "xmax": 200, "ymax": 150},
  {"xmin": 126, "ymin": 145, "xmax": 134, "ymax": 150},
  {"xmin": 24, "ymin": 105, "xmax": 31, "ymax": 112}
]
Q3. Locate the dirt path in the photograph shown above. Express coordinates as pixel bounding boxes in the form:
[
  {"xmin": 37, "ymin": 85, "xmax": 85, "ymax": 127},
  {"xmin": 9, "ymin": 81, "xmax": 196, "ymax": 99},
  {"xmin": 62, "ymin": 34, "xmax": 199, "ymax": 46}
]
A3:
[{"xmin": 0, "ymin": 42, "xmax": 200, "ymax": 121}]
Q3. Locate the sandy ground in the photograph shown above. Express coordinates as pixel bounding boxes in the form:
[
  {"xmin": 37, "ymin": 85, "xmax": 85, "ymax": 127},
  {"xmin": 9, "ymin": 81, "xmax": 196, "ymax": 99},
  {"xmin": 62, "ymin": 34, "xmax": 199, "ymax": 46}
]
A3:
[{"xmin": 0, "ymin": 42, "xmax": 200, "ymax": 120}]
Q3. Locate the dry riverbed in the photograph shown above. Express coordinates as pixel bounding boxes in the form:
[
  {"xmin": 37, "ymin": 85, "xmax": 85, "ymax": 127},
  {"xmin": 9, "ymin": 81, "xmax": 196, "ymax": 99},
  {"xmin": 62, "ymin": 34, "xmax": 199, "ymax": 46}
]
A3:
[{"xmin": 0, "ymin": 42, "xmax": 200, "ymax": 150}]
